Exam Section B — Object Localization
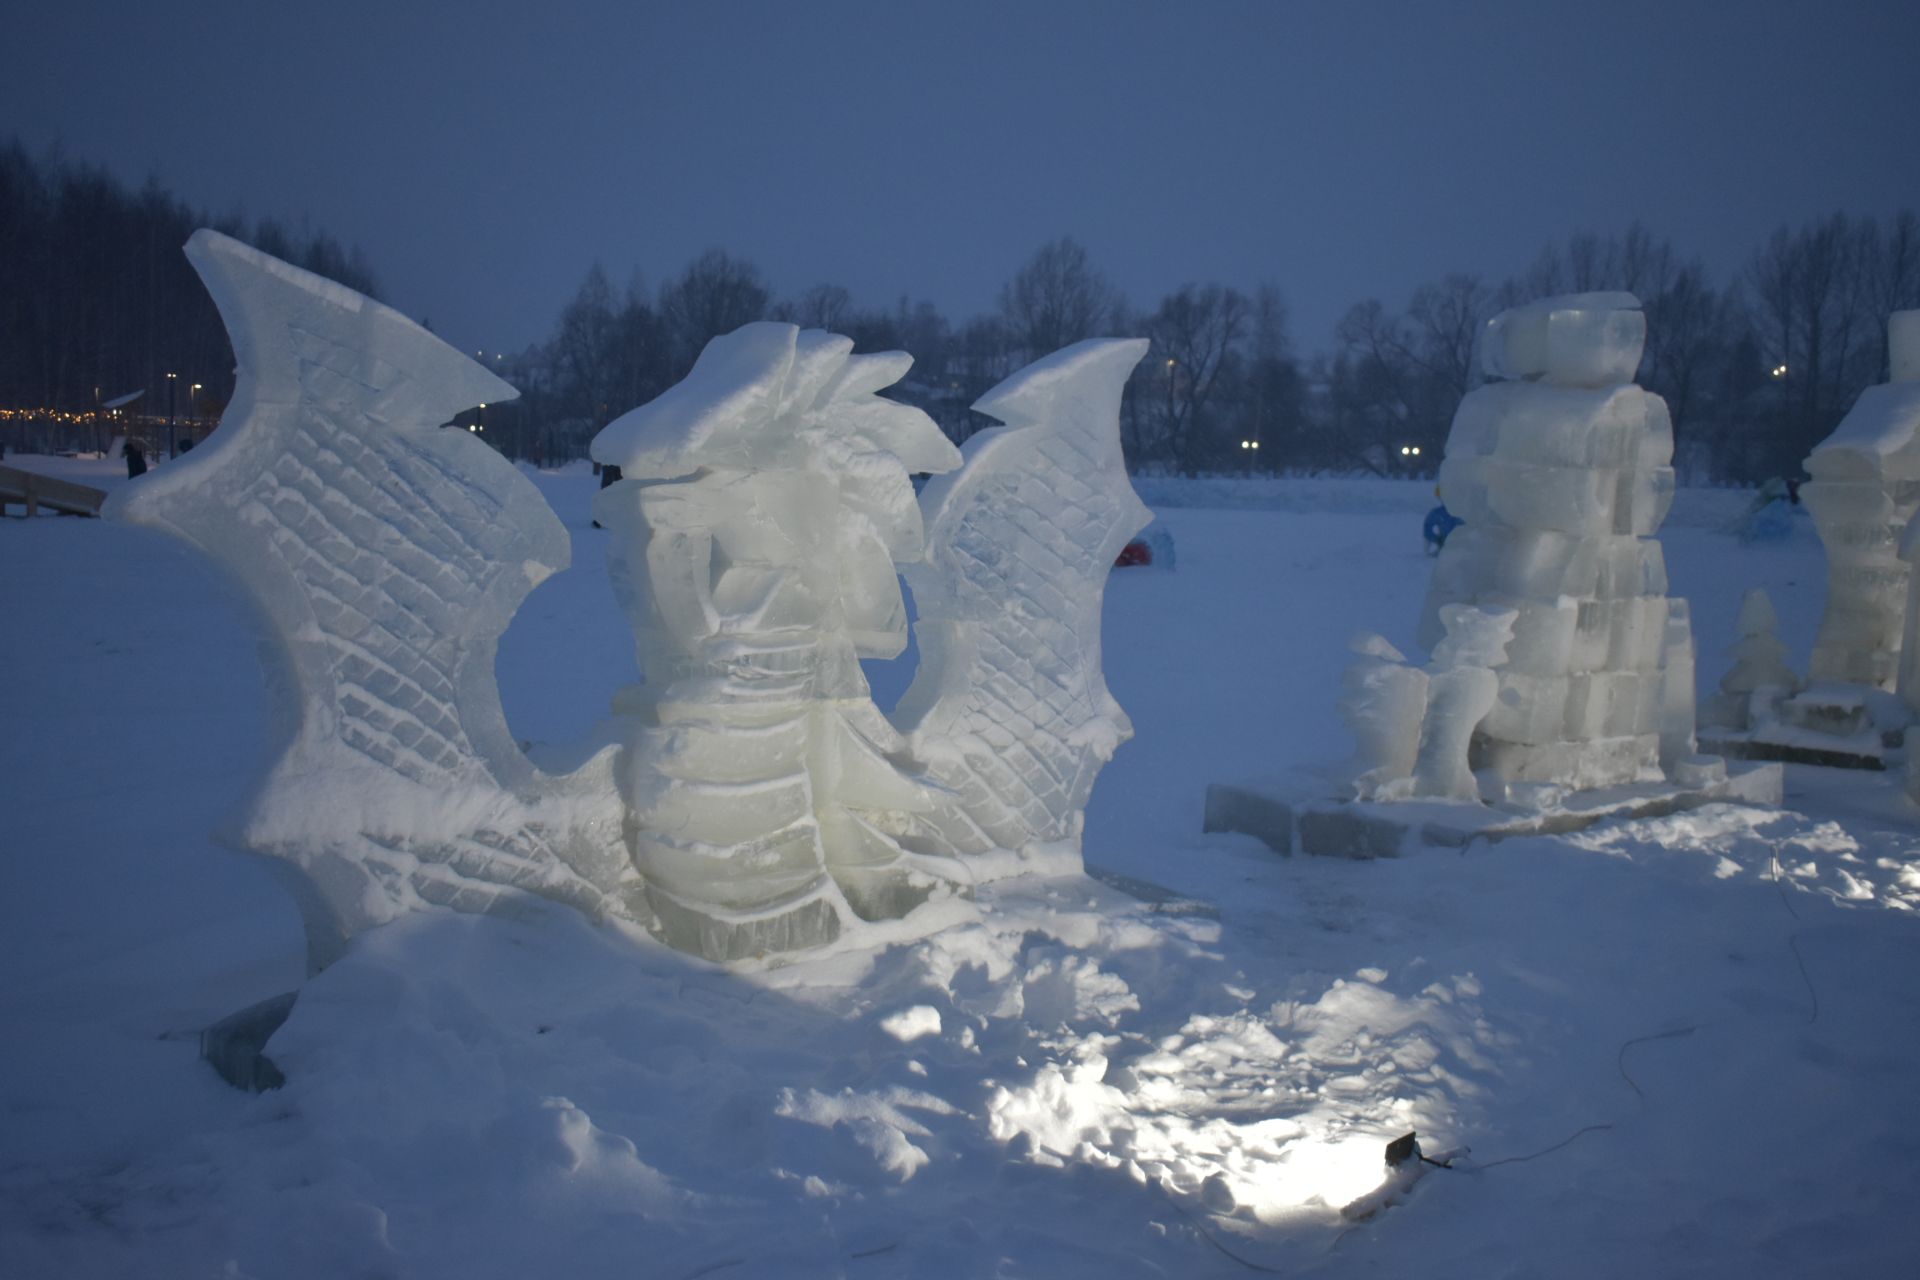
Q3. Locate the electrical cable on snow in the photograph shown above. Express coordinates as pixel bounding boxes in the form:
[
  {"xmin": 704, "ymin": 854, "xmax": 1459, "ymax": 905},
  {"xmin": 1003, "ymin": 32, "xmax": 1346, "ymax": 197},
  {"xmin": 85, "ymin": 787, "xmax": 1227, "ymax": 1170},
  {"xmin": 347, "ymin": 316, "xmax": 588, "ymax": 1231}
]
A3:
[
  {"xmin": 1154, "ymin": 1179, "xmax": 1291, "ymax": 1275},
  {"xmin": 1616, "ymin": 1026, "xmax": 1697, "ymax": 1101},
  {"xmin": 1460, "ymin": 840, "xmax": 1829, "ymax": 1183},
  {"xmin": 1464, "ymin": 1122, "xmax": 1615, "ymax": 1171},
  {"xmin": 1770, "ymin": 849, "xmax": 1820, "ymax": 1025}
]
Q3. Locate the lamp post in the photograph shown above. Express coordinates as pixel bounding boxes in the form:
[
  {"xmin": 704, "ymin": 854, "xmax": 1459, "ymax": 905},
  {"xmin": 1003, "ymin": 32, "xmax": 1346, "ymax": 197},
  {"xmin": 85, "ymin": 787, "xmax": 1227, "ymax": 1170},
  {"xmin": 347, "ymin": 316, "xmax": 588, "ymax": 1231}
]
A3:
[{"xmin": 165, "ymin": 372, "xmax": 178, "ymax": 457}]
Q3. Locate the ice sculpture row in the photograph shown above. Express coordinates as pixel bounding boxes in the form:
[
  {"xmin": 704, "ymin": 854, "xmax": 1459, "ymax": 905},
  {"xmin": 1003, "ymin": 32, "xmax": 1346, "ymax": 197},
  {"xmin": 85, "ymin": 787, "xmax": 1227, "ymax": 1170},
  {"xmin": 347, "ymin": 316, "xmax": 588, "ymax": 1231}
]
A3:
[{"xmin": 108, "ymin": 231, "xmax": 1149, "ymax": 968}]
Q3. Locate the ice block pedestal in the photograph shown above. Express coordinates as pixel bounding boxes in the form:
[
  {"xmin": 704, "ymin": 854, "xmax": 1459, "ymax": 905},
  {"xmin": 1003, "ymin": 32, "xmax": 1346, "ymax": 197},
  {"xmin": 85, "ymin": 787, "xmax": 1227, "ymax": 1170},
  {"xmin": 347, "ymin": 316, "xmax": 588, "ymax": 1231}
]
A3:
[{"xmin": 1204, "ymin": 760, "xmax": 1782, "ymax": 858}]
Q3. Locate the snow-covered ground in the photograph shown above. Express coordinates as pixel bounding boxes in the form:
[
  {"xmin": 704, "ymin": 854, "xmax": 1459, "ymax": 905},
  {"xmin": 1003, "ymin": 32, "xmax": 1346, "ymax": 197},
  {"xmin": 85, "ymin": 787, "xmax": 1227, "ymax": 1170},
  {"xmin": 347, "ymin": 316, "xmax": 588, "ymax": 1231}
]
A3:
[{"xmin": 5, "ymin": 456, "xmax": 1918, "ymax": 1278}]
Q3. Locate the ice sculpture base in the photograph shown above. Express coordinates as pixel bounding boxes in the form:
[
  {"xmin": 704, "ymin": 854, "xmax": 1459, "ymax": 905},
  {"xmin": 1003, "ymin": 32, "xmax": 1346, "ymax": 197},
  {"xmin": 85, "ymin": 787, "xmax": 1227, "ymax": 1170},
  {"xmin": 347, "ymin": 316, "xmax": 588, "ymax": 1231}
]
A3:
[
  {"xmin": 647, "ymin": 885, "xmax": 846, "ymax": 966},
  {"xmin": 1698, "ymin": 682, "xmax": 1907, "ymax": 773},
  {"xmin": 1203, "ymin": 761, "xmax": 1783, "ymax": 858}
]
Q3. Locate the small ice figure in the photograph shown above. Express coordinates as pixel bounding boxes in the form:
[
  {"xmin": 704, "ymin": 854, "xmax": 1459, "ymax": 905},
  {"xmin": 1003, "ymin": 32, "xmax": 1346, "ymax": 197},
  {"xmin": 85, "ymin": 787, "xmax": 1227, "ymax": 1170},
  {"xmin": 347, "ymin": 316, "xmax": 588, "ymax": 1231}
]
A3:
[
  {"xmin": 1701, "ymin": 589, "xmax": 1800, "ymax": 732},
  {"xmin": 1723, "ymin": 590, "xmax": 1801, "ymax": 698},
  {"xmin": 1338, "ymin": 633, "xmax": 1429, "ymax": 801},
  {"xmin": 1411, "ymin": 605, "xmax": 1516, "ymax": 801}
]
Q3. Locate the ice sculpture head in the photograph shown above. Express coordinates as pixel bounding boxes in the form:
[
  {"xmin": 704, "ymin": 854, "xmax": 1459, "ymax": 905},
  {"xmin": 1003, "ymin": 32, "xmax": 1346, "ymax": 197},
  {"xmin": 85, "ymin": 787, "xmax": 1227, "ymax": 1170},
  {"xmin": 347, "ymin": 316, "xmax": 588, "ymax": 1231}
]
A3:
[
  {"xmin": 1481, "ymin": 292, "xmax": 1645, "ymax": 388},
  {"xmin": 592, "ymin": 322, "xmax": 961, "ymax": 664},
  {"xmin": 1431, "ymin": 604, "xmax": 1517, "ymax": 669}
]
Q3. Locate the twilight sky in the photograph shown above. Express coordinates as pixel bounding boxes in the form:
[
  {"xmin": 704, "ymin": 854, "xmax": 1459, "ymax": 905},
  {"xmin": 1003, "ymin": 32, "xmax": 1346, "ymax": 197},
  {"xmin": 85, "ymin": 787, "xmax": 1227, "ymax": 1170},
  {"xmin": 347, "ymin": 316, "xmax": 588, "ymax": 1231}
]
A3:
[{"xmin": 6, "ymin": 0, "xmax": 1917, "ymax": 360}]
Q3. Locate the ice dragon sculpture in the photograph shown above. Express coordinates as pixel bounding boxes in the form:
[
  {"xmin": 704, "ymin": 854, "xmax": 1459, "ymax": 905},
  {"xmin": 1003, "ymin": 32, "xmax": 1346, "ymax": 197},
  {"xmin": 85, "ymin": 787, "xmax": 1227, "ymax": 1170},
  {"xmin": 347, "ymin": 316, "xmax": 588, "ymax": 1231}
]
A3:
[{"xmin": 109, "ymin": 233, "xmax": 1151, "ymax": 967}]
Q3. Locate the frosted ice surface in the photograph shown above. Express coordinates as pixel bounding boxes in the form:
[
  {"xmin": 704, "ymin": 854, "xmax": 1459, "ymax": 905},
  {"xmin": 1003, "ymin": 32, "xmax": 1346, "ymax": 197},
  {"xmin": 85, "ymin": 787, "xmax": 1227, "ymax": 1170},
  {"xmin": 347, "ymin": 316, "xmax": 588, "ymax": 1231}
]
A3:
[
  {"xmin": 1429, "ymin": 602, "xmax": 1518, "ymax": 669},
  {"xmin": 1339, "ymin": 633, "xmax": 1428, "ymax": 800},
  {"xmin": 1413, "ymin": 606, "xmax": 1515, "ymax": 801},
  {"xmin": 1658, "ymin": 599, "xmax": 1698, "ymax": 769},
  {"xmin": 592, "ymin": 323, "xmax": 965, "ymax": 962},
  {"xmin": 1480, "ymin": 291, "xmax": 1645, "ymax": 387},
  {"xmin": 105, "ymin": 230, "xmax": 628, "ymax": 971},
  {"xmin": 893, "ymin": 338, "xmax": 1152, "ymax": 863}
]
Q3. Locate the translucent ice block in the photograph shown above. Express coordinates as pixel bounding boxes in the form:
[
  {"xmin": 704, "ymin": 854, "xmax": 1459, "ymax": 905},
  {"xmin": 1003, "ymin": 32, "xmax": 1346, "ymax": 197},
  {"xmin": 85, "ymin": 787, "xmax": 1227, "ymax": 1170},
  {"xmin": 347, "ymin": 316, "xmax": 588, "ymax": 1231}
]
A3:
[{"xmin": 1481, "ymin": 291, "xmax": 1645, "ymax": 388}]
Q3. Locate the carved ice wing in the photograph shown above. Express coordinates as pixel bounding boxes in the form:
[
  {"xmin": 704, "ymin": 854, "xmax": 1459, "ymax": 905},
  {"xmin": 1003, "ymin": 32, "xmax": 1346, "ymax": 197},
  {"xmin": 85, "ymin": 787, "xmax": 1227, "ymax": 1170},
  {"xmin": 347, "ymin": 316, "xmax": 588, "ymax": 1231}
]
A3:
[
  {"xmin": 106, "ymin": 230, "xmax": 626, "ymax": 969},
  {"xmin": 892, "ymin": 338, "xmax": 1151, "ymax": 859}
]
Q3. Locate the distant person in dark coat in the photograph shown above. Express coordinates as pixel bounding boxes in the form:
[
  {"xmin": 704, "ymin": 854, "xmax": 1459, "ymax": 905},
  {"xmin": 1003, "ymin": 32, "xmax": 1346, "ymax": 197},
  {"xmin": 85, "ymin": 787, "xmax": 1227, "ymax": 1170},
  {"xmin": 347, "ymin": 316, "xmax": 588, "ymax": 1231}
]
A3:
[
  {"xmin": 1423, "ymin": 501, "xmax": 1463, "ymax": 555},
  {"xmin": 124, "ymin": 441, "xmax": 148, "ymax": 478},
  {"xmin": 592, "ymin": 463, "xmax": 622, "ymax": 528}
]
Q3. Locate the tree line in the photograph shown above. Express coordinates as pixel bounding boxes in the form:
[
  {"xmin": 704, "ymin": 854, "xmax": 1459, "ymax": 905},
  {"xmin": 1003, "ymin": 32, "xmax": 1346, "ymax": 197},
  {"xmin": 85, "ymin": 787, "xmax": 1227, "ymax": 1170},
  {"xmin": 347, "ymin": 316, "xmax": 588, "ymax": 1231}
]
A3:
[
  {"xmin": 5, "ymin": 138, "xmax": 1915, "ymax": 485},
  {"xmin": 487, "ymin": 216, "xmax": 1920, "ymax": 486},
  {"xmin": 0, "ymin": 140, "xmax": 377, "ymax": 440}
]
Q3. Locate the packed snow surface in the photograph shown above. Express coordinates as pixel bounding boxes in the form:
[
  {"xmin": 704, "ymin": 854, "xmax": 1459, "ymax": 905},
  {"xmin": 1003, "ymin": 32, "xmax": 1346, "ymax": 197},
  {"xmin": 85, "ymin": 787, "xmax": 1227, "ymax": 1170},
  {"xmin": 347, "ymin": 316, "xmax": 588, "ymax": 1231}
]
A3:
[{"xmin": 5, "ymin": 460, "xmax": 1919, "ymax": 1277}]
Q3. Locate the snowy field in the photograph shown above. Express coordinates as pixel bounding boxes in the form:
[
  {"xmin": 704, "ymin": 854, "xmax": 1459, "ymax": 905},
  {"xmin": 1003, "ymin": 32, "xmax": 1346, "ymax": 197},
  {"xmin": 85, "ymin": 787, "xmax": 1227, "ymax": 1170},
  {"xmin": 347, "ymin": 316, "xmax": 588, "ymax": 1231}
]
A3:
[{"xmin": 5, "ymin": 456, "xmax": 1919, "ymax": 1278}]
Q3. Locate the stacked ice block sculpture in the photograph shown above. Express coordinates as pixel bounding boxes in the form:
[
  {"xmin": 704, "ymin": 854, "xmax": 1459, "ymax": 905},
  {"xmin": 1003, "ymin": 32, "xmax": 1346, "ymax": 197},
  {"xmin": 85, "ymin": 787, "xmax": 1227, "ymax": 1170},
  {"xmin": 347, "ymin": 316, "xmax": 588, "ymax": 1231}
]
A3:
[
  {"xmin": 1803, "ymin": 310, "xmax": 1920, "ymax": 690},
  {"xmin": 1421, "ymin": 292, "xmax": 1683, "ymax": 791}
]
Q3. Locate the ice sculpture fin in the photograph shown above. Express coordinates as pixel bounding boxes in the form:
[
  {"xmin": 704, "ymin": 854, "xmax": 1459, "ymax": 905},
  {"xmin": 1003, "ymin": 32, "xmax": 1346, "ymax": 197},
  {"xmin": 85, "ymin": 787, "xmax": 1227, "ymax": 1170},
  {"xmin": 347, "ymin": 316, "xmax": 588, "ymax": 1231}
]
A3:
[
  {"xmin": 106, "ymin": 230, "xmax": 629, "ymax": 971},
  {"xmin": 894, "ymin": 338, "xmax": 1152, "ymax": 866}
]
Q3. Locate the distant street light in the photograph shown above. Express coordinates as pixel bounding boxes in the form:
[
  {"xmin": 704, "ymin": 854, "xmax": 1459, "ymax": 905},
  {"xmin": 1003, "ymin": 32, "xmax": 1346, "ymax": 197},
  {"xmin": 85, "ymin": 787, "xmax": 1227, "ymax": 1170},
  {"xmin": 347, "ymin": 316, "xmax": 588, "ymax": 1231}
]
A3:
[{"xmin": 165, "ymin": 372, "xmax": 178, "ymax": 457}]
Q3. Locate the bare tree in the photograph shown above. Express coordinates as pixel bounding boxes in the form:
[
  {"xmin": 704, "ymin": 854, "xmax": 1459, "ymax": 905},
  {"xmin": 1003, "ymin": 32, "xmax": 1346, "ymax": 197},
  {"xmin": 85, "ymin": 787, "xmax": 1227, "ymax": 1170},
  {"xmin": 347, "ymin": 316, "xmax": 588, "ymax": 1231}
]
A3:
[
  {"xmin": 1232, "ymin": 284, "xmax": 1304, "ymax": 472},
  {"xmin": 1744, "ymin": 213, "xmax": 1883, "ymax": 475},
  {"xmin": 999, "ymin": 237, "xmax": 1118, "ymax": 360},
  {"xmin": 1863, "ymin": 211, "xmax": 1920, "ymax": 378},
  {"xmin": 660, "ymin": 249, "xmax": 770, "ymax": 375},
  {"xmin": 552, "ymin": 263, "xmax": 620, "ymax": 424},
  {"xmin": 1149, "ymin": 283, "xmax": 1250, "ymax": 474},
  {"xmin": 777, "ymin": 282, "xmax": 854, "ymax": 332}
]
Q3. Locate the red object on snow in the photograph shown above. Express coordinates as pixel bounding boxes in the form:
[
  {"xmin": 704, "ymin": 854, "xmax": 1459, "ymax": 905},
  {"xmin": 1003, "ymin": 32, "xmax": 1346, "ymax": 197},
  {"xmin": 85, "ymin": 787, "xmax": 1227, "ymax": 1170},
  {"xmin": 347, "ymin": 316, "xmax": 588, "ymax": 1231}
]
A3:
[{"xmin": 1115, "ymin": 540, "xmax": 1153, "ymax": 568}]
